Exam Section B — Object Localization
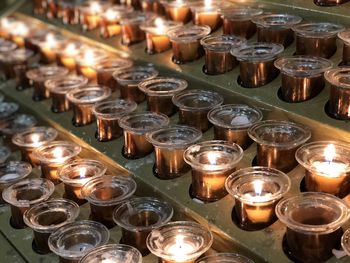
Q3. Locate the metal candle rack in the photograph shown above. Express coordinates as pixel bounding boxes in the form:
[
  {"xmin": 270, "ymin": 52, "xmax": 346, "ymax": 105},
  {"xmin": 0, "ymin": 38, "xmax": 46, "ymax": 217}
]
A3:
[{"xmin": 0, "ymin": 0, "xmax": 350, "ymax": 262}]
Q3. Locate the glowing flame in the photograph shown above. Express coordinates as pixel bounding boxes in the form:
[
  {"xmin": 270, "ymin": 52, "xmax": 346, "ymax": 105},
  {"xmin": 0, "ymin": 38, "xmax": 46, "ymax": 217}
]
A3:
[
  {"xmin": 324, "ymin": 144, "xmax": 336, "ymax": 163},
  {"xmin": 64, "ymin": 43, "xmax": 77, "ymax": 55},
  {"xmin": 253, "ymin": 180, "xmax": 263, "ymax": 196},
  {"xmin": 207, "ymin": 152, "xmax": 220, "ymax": 165},
  {"xmin": 79, "ymin": 167, "xmax": 87, "ymax": 178},
  {"xmin": 90, "ymin": 1, "xmax": 102, "ymax": 13},
  {"xmin": 83, "ymin": 49, "xmax": 95, "ymax": 66},
  {"xmin": 52, "ymin": 147, "xmax": 64, "ymax": 159},
  {"xmin": 1, "ymin": 18, "xmax": 9, "ymax": 29},
  {"xmin": 31, "ymin": 134, "xmax": 40, "ymax": 146},
  {"xmin": 15, "ymin": 22, "xmax": 29, "ymax": 36},
  {"xmin": 175, "ymin": 235, "xmax": 185, "ymax": 247},
  {"xmin": 348, "ymin": 105, "xmax": 350, "ymax": 117},
  {"xmin": 45, "ymin": 33, "xmax": 57, "ymax": 47},
  {"xmin": 176, "ymin": 0, "xmax": 183, "ymax": 4},
  {"xmin": 204, "ymin": 0, "xmax": 212, "ymax": 9},
  {"xmin": 154, "ymin": 17, "xmax": 165, "ymax": 33},
  {"xmin": 105, "ymin": 9, "xmax": 117, "ymax": 21}
]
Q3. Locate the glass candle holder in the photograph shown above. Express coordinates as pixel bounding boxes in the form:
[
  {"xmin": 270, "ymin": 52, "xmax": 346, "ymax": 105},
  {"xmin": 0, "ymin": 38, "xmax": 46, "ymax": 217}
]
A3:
[
  {"xmin": 119, "ymin": 112, "xmax": 169, "ymax": 159},
  {"xmin": 23, "ymin": 28, "xmax": 50, "ymax": 53},
  {"xmin": 0, "ymin": 17, "xmax": 17, "ymax": 39},
  {"xmin": 274, "ymin": 56, "xmax": 333, "ymax": 102},
  {"xmin": 0, "ymin": 146, "xmax": 10, "ymax": 165},
  {"xmin": 226, "ymin": 166, "xmax": 291, "ymax": 231},
  {"xmin": 23, "ymin": 198, "xmax": 80, "ymax": 254},
  {"xmin": 0, "ymin": 48, "xmax": 35, "ymax": 81},
  {"xmin": 57, "ymin": 42, "xmax": 85, "ymax": 71},
  {"xmin": 138, "ymin": 77, "xmax": 187, "ymax": 116},
  {"xmin": 208, "ymin": 104, "xmax": 263, "ymax": 150},
  {"xmin": 45, "ymin": 75, "xmax": 88, "ymax": 113},
  {"xmin": 113, "ymin": 197, "xmax": 173, "ymax": 256},
  {"xmin": 0, "ymin": 114, "xmax": 37, "ymax": 148},
  {"xmin": 59, "ymin": 0, "xmax": 84, "ymax": 24},
  {"xmin": 79, "ymin": 1, "xmax": 111, "ymax": 31},
  {"xmin": 140, "ymin": 17, "xmax": 180, "ymax": 55},
  {"xmin": 231, "ymin": 43, "xmax": 284, "ymax": 88},
  {"xmin": 338, "ymin": 30, "xmax": 350, "ymax": 66},
  {"xmin": 296, "ymin": 141, "xmax": 350, "ymax": 197},
  {"xmin": 0, "ymin": 161, "xmax": 32, "ymax": 205},
  {"xmin": 12, "ymin": 126, "xmax": 58, "ymax": 166},
  {"xmin": 120, "ymin": 12, "xmax": 154, "ymax": 46},
  {"xmin": 314, "ymin": 0, "xmax": 350, "ymax": 5},
  {"xmin": 67, "ymin": 85, "xmax": 111, "ymax": 126},
  {"xmin": 26, "ymin": 65, "xmax": 69, "ymax": 101},
  {"xmin": 184, "ymin": 140, "xmax": 243, "ymax": 202},
  {"xmin": 112, "ymin": 66, "xmax": 159, "ymax": 103},
  {"xmin": 172, "ymin": 89, "xmax": 223, "ymax": 132},
  {"xmin": 0, "ymin": 40, "xmax": 17, "ymax": 54},
  {"xmin": 33, "ymin": 0, "xmax": 46, "ymax": 14},
  {"xmin": 146, "ymin": 125, "xmax": 202, "ymax": 179},
  {"xmin": 324, "ymin": 68, "xmax": 350, "ymax": 120},
  {"xmin": 167, "ymin": 25, "xmax": 210, "ymax": 64},
  {"xmin": 190, "ymin": 1, "xmax": 222, "ymax": 32},
  {"xmin": 59, "ymin": 159, "xmax": 106, "ymax": 205},
  {"xmin": 276, "ymin": 192, "xmax": 349, "ymax": 262},
  {"xmin": 0, "ymin": 102, "xmax": 19, "ymax": 120},
  {"xmin": 141, "ymin": 0, "xmax": 165, "ymax": 14},
  {"xmin": 293, "ymin": 22, "xmax": 345, "ymax": 58},
  {"xmin": 34, "ymin": 141, "xmax": 82, "ymax": 184},
  {"xmin": 80, "ymin": 244, "xmax": 142, "ymax": 263},
  {"xmin": 36, "ymin": 33, "xmax": 66, "ymax": 64},
  {"xmin": 92, "ymin": 99, "xmax": 137, "ymax": 142},
  {"xmin": 161, "ymin": 0, "xmax": 191, "ymax": 23},
  {"xmin": 2, "ymin": 178, "xmax": 54, "ymax": 229},
  {"xmin": 146, "ymin": 221, "xmax": 213, "ymax": 263},
  {"xmin": 252, "ymin": 14, "xmax": 302, "ymax": 47},
  {"xmin": 48, "ymin": 220, "xmax": 110, "ymax": 263},
  {"xmin": 201, "ymin": 35, "xmax": 246, "ymax": 75},
  {"xmin": 100, "ymin": 6, "xmax": 134, "ymax": 38},
  {"xmin": 342, "ymin": 228, "xmax": 350, "ymax": 258},
  {"xmin": 76, "ymin": 49, "xmax": 109, "ymax": 82},
  {"xmin": 10, "ymin": 21, "xmax": 31, "ymax": 47},
  {"xmin": 220, "ymin": 7, "xmax": 263, "ymax": 39},
  {"xmin": 196, "ymin": 253, "xmax": 254, "ymax": 263},
  {"xmin": 94, "ymin": 58, "xmax": 134, "ymax": 92},
  {"xmin": 81, "ymin": 175, "xmax": 137, "ymax": 228},
  {"xmin": 248, "ymin": 120, "xmax": 311, "ymax": 173}
]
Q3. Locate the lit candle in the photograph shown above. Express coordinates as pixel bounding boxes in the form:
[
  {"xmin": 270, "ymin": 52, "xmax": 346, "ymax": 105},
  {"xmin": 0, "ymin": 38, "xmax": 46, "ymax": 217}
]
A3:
[
  {"xmin": 81, "ymin": 1, "xmax": 103, "ymax": 31},
  {"xmin": 0, "ymin": 17, "xmax": 13, "ymax": 39},
  {"xmin": 57, "ymin": 42, "xmax": 80, "ymax": 71},
  {"xmin": 11, "ymin": 22, "xmax": 29, "ymax": 47},
  {"xmin": 99, "ymin": 6, "xmax": 133, "ymax": 38},
  {"xmin": 191, "ymin": 0, "xmax": 221, "ymax": 32},
  {"xmin": 162, "ymin": 0, "xmax": 191, "ymax": 23},
  {"xmin": 165, "ymin": 235, "xmax": 196, "ymax": 262},
  {"xmin": 39, "ymin": 33, "xmax": 60, "ymax": 63},
  {"xmin": 76, "ymin": 49, "xmax": 108, "ymax": 82}
]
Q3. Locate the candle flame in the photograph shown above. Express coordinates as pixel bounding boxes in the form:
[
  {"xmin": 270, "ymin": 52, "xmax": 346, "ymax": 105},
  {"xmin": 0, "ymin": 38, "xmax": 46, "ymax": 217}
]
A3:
[
  {"xmin": 79, "ymin": 167, "xmax": 87, "ymax": 178},
  {"xmin": 15, "ymin": 22, "xmax": 29, "ymax": 36},
  {"xmin": 84, "ymin": 49, "xmax": 95, "ymax": 66},
  {"xmin": 154, "ymin": 18, "xmax": 165, "ymax": 33},
  {"xmin": 207, "ymin": 152, "xmax": 220, "ymax": 165},
  {"xmin": 31, "ymin": 134, "xmax": 40, "ymax": 146},
  {"xmin": 64, "ymin": 43, "xmax": 77, "ymax": 55},
  {"xmin": 1, "ymin": 18, "xmax": 9, "ymax": 29},
  {"xmin": 45, "ymin": 33, "xmax": 57, "ymax": 47},
  {"xmin": 324, "ymin": 144, "xmax": 336, "ymax": 163},
  {"xmin": 52, "ymin": 147, "xmax": 64, "ymax": 159},
  {"xmin": 204, "ymin": 0, "xmax": 212, "ymax": 9},
  {"xmin": 253, "ymin": 180, "xmax": 263, "ymax": 196},
  {"xmin": 175, "ymin": 234, "xmax": 184, "ymax": 246},
  {"xmin": 105, "ymin": 9, "xmax": 117, "ymax": 21},
  {"xmin": 90, "ymin": 1, "xmax": 102, "ymax": 13}
]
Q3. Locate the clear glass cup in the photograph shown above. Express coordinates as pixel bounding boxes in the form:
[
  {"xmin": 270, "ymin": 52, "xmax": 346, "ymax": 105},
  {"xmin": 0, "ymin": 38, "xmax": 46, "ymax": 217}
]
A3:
[
  {"xmin": 57, "ymin": 41, "xmax": 85, "ymax": 71},
  {"xmin": 100, "ymin": 6, "xmax": 134, "ymax": 38},
  {"xmin": 0, "ymin": 102, "xmax": 19, "ymax": 120},
  {"xmin": 161, "ymin": 0, "xmax": 192, "ymax": 23},
  {"xmin": 81, "ymin": 175, "xmax": 137, "ymax": 228},
  {"xmin": 78, "ymin": 1, "xmax": 111, "ymax": 31},
  {"xmin": 113, "ymin": 197, "xmax": 173, "ymax": 256},
  {"xmin": 146, "ymin": 221, "xmax": 213, "ymax": 263},
  {"xmin": 184, "ymin": 140, "xmax": 243, "ymax": 202},
  {"xmin": 75, "ymin": 49, "xmax": 109, "ymax": 82},
  {"xmin": 23, "ymin": 198, "xmax": 80, "ymax": 254},
  {"xmin": 49, "ymin": 220, "xmax": 110, "ymax": 263},
  {"xmin": 172, "ymin": 89, "xmax": 223, "ymax": 132},
  {"xmin": 190, "ymin": 1, "xmax": 222, "ymax": 32},
  {"xmin": 2, "ymin": 178, "xmax": 55, "ymax": 229},
  {"xmin": 146, "ymin": 125, "xmax": 202, "ymax": 179},
  {"xmin": 276, "ymin": 192, "xmax": 349, "ymax": 262},
  {"xmin": 338, "ymin": 30, "xmax": 350, "ymax": 65},
  {"xmin": 138, "ymin": 77, "xmax": 188, "ymax": 116},
  {"xmin": 59, "ymin": 159, "xmax": 106, "ymax": 205},
  {"xmin": 196, "ymin": 253, "xmax": 254, "ymax": 263},
  {"xmin": 248, "ymin": 120, "xmax": 311, "ymax": 173}
]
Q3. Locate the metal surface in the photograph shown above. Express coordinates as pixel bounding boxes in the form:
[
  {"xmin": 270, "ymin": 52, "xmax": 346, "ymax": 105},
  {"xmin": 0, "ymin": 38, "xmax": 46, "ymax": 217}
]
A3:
[{"xmin": 0, "ymin": 0, "xmax": 350, "ymax": 262}]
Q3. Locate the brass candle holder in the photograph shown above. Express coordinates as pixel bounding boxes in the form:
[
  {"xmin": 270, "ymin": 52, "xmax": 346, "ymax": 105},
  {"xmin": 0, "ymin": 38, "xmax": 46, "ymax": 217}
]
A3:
[
  {"xmin": 274, "ymin": 56, "xmax": 333, "ymax": 102},
  {"xmin": 201, "ymin": 35, "xmax": 246, "ymax": 75},
  {"xmin": 231, "ymin": 42, "xmax": 284, "ymax": 88},
  {"xmin": 338, "ymin": 30, "xmax": 350, "ymax": 66},
  {"xmin": 208, "ymin": 104, "xmax": 263, "ymax": 150},
  {"xmin": 100, "ymin": 6, "xmax": 134, "ymax": 38},
  {"xmin": 252, "ymin": 14, "xmax": 302, "ymax": 47},
  {"xmin": 325, "ymin": 68, "xmax": 350, "ymax": 120},
  {"xmin": 49, "ymin": 220, "xmax": 110, "ymax": 263},
  {"xmin": 146, "ymin": 125, "xmax": 202, "ymax": 179},
  {"xmin": 146, "ymin": 221, "xmax": 213, "ymax": 263},
  {"xmin": 167, "ymin": 25, "xmax": 210, "ymax": 64},
  {"xmin": 113, "ymin": 66, "xmax": 159, "ymax": 103},
  {"xmin": 26, "ymin": 65, "xmax": 69, "ymax": 101},
  {"xmin": 0, "ymin": 161, "xmax": 32, "ymax": 205},
  {"xmin": 23, "ymin": 199, "xmax": 80, "ymax": 254},
  {"xmin": 190, "ymin": 0, "xmax": 222, "ymax": 32},
  {"xmin": 76, "ymin": 49, "xmax": 109, "ymax": 82},
  {"xmin": 197, "ymin": 253, "xmax": 254, "ymax": 263},
  {"xmin": 67, "ymin": 85, "xmax": 111, "ymax": 126},
  {"xmin": 45, "ymin": 75, "xmax": 88, "ymax": 113},
  {"xmin": 2, "ymin": 178, "xmax": 54, "ymax": 229},
  {"xmin": 248, "ymin": 120, "xmax": 311, "ymax": 173},
  {"xmin": 220, "ymin": 7, "xmax": 263, "ymax": 39},
  {"xmin": 276, "ymin": 193, "xmax": 349, "ymax": 262},
  {"xmin": 12, "ymin": 126, "xmax": 58, "ymax": 166},
  {"xmin": 0, "ymin": 17, "xmax": 17, "ymax": 39},
  {"xmin": 293, "ymin": 22, "xmax": 345, "ymax": 58},
  {"xmin": 119, "ymin": 112, "xmax": 169, "ymax": 159},
  {"xmin": 184, "ymin": 140, "xmax": 243, "ymax": 202},
  {"xmin": 296, "ymin": 141, "xmax": 350, "ymax": 197},
  {"xmin": 59, "ymin": 159, "xmax": 107, "ymax": 205},
  {"xmin": 79, "ymin": 1, "xmax": 111, "ymax": 31},
  {"xmin": 94, "ymin": 57, "xmax": 133, "ymax": 91},
  {"xmin": 138, "ymin": 77, "xmax": 187, "ymax": 116},
  {"xmin": 113, "ymin": 197, "xmax": 173, "ymax": 256},
  {"xmin": 172, "ymin": 89, "xmax": 223, "ymax": 132},
  {"xmin": 92, "ymin": 99, "xmax": 137, "ymax": 142},
  {"xmin": 81, "ymin": 175, "xmax": 137, "ymax": 228},
  {"xmin": 34, "ymin": 141, "xmax": 82, "ymax": 184},
  {"xmin": 80, "ymin": 244, "xmax": 142, "ymax": 263},
  {"xmin": 226, "ymin": 167, "xmax": 291, "ymax": 231},
  {"xmin": 161, "ymin": 0, "xmax": 192, "ymax": 23}
]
